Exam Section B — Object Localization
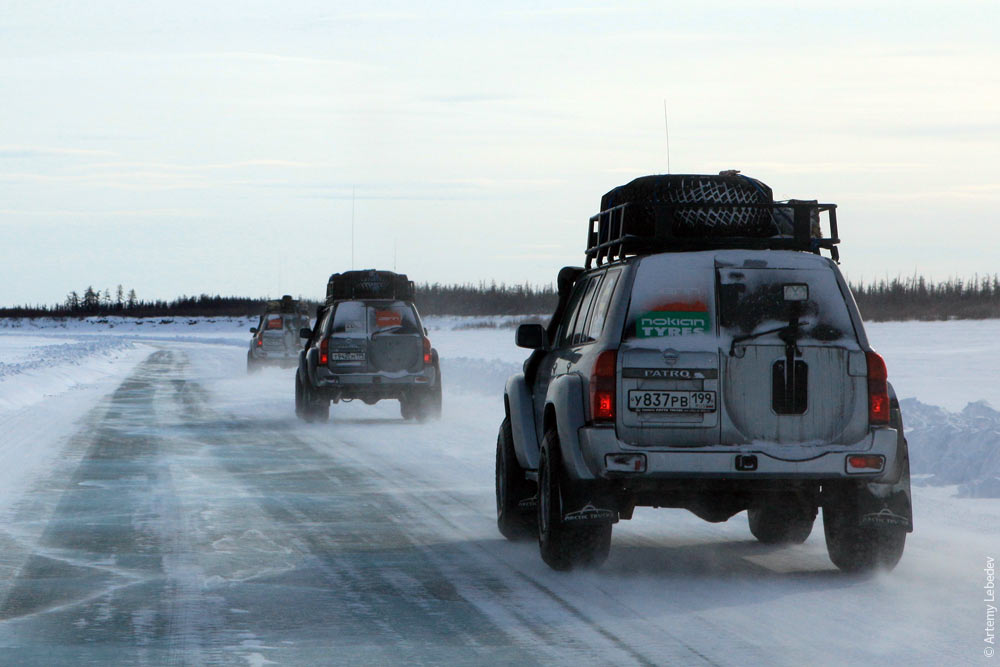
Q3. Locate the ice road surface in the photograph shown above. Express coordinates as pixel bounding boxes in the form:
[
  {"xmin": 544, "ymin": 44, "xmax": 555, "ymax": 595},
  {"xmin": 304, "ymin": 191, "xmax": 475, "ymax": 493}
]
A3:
[{"xmin": 0, "ymin": 316, "xmax": 997, "ymax": 665}]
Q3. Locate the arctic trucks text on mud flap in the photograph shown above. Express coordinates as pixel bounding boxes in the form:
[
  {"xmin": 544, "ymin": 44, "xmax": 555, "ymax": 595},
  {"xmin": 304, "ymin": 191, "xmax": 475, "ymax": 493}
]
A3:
[
  {"xmin": 247, "ymin": 295, "xmax": 310, "ymax": 372},
  {"xmin": 496, "ymin": 173, "xmax": 912, "ymax": 572},
  {"xmin": 296, "ymin": 270, "xmax": 442, "ymax": 422}
]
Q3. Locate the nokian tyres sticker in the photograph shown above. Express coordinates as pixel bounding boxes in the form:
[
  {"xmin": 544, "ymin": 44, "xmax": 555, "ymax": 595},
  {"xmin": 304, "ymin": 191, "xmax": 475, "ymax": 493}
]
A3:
[{"xmin": 638, "ymin": 309, "xmax": 710, "ymax": 338}]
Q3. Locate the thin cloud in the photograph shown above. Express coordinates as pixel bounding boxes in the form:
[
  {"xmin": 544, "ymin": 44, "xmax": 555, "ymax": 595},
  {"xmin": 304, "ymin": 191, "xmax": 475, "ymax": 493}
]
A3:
[{"xmin": 0, "ymin": 146, "xmax": 117, "ymax": 159}]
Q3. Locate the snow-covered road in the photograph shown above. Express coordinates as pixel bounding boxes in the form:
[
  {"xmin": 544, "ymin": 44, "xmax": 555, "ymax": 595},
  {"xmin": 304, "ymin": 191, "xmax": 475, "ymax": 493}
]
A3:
[{"xmin": 0, "ymin": 322, "xmax": 996, "ymax": 665}]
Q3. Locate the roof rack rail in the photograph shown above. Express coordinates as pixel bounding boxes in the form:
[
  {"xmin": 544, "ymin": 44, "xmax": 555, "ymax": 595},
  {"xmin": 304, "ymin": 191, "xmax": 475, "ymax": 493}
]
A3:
[{"xmin": 585, "ymin": 201, "xmax": 839, "ymax": 268}]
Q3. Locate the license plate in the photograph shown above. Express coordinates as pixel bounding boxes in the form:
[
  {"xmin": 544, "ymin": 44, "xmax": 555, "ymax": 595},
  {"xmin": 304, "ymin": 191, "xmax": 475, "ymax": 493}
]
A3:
[
  {"xmin": 330, "ymin": 352, "xmax": 365, "ymax": 361},
  {"xmin": 628, "ymin": 390, "xmax": 716, "ymax": 412}
]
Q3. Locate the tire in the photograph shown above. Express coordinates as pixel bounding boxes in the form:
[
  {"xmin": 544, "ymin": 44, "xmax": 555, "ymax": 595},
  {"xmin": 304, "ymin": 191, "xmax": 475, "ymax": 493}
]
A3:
[
  {"xmin": 247, "ymin": 352, "xmax": 258, "ymax": 374},
  {"xmin": 495, "ymin": 417, "xmax": 535, "ymax": 541},
  {"xmin": 823, "ymin": 504, "xmax": 906, "ymax": 573},
  {"xmin": 294, "ymin": 373, "xmax": 304, "ymax": 418},
  {"xmin": 412, "ymin": 384, "xmax": 441, "ymax": 423},
  {"xmin": 537, "ymin": 429, "xmax": 611, "ymax": 571},
  {"xmin": 300, "ymin": 381, "xmax": 329, "ymax": 423},
  {"xmin": 399, "ymin": 397, "xmax": 414, "ymax": 420},
  {"xmin": 747, "ymin": 497, "xmax": 816, "ymax": 545},
  {"xmin": 429, "ymin": 363, "xmax": 443, "ymax": 419}
]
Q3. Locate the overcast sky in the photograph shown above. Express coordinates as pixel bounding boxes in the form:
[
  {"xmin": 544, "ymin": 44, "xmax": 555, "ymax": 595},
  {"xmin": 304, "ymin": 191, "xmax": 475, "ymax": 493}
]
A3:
[{"xmin": 2, "ymin": 1, "xmax": 998, "ymax": 306}]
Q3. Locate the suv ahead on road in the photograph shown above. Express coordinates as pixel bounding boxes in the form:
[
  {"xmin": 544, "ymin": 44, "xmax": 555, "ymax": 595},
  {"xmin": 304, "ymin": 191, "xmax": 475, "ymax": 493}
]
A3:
[
  {"xmin": 496, "ymin": 173, "xmax": 912, "ymax": 572},
  {"xmin": 296, "ymin": 270, "xmax": 442, "ymax": 422},
  {"xmin": 247, "ymin": 295, "xmax": 310, "ymax": 372}
]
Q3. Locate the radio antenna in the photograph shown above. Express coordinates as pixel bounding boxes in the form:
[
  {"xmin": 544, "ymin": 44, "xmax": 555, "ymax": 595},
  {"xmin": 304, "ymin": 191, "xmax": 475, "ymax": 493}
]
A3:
[
  {"xmin": 663, "ymin": 99, "xmax": 671, "ymax": 174},
  {"xmin": 351, "ymin": 186, "xmax": 356, "ymax": 270}
]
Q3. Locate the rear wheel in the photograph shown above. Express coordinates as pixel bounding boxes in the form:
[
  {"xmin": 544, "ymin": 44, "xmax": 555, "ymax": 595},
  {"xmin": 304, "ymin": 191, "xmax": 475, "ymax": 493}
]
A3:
[
  {"xmin": 823, "ymin": 503, "xmax": 906, "ymax": 573},
  {"xmin": 496, "ymin": 417, "xmax": 535, "ymax": 540},
  {"xmin": 429, "ymin": 363, "xmax": 443, "ymax": 419},
  {"xmin": 300, "ymin": 381, "xmax": 329, "ymax": 423},
  {"xmin": 294, "ymin": 374, "xmax": 304, "ymax": 418},
  {"xmin": 246, "ymin": 352, "xmax": 258, "ymax": 374},
  {"xmin": 747, "ymin": 497, "xmax": 816, "ymax": 545},
  {"xmin": 537, "ymin": 430, "xmax": 611, "ymax": 571}
]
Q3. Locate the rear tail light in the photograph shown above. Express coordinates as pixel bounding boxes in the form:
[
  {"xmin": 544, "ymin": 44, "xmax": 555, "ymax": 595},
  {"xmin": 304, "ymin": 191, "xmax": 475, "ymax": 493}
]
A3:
[
  {"xmin": 590, "ymin": 349, "xmax": 617, "ymax": 422},
  {"xmin": 256, "ymin": 338, "xmax": 262, "ymax": 347},
  {"xmin": 866, "ymin": 351, "xmax": 889, "ymax": 426},
  {"xmin": 846, "ymin": 454, "xmax": 885, "ymax": 473},
  {"xmin": 423, "ymin": 337, "xmax": 432, "ymax": 365},
  {"xmin": 319, "ymin": 338, "xmax": 329, "ymax": 365}
]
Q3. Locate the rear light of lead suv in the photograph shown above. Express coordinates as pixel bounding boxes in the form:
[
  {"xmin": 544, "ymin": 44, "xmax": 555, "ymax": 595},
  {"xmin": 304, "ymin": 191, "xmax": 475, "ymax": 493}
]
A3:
[
  {"xmin": 866, "ymin": 351, "xmax": 890, "ymax": 426},
  {"xmin": 319, "ymin": 337, "xmax": 329, "ymax": 365},
  {"xmin": 423, "ymin": 337, "xmax": 432, "ymax": 364},
  {"xmin": 590, "ymin": 349, "xmax": 617, "ymax": 422}
]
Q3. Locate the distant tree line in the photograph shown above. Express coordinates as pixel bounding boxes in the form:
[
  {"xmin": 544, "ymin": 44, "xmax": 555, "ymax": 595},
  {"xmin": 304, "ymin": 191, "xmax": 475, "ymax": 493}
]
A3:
[
  {"xmin": 0, "ymin": 285, "xmax": 273, "ymax": 319},
  {"xmin": 0, "ymin": 282, "xmax": 559, "ymax": 319},
  {"xmin": 849, "ymin": 274, "xmax": 1000, "ymax": 322},
  {"xmin": 2, "ymin": 276, "xmax": 1000, "ymax": 321},
  {"xmin": 414, "ymin": 282, "xmax": 558, "ymax": 316}
]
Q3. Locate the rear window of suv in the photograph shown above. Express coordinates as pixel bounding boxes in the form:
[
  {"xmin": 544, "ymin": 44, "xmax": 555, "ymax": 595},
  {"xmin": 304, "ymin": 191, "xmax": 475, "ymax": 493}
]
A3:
[
  {"xmin": 717, "ymin": 267, "xmax": 853, "ymax": 343},
  {"xmin": 625, "ymin": 254, "xmax": 717, "ymax": 346},
  {"xmin": 331, "ymin": 301, "xmax": 421, "ymax": 337}
]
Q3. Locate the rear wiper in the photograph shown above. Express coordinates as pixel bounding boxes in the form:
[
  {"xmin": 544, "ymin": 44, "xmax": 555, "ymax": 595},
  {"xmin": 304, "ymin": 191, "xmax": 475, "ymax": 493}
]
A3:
[
  {"xmin": 371, "ymin": 325, "xmax": 404, "ymax": 338},
  {"xmin": 729, "ymin": 320, "xmax": 806, "ymax": 357}
]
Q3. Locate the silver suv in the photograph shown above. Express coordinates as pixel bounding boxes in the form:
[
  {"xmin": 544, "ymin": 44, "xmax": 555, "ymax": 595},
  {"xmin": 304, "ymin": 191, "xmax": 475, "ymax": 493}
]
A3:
[
  {"xmin": 496, "ymin": 173, "xmax": 912, "ymax": 572},
  {"xmin": 296, "ymin": 270, "xmax": 441, "ymax": 422},
  {"xmin": 247, "ymin": 296, "xmax": 310, "ymax": 372}
]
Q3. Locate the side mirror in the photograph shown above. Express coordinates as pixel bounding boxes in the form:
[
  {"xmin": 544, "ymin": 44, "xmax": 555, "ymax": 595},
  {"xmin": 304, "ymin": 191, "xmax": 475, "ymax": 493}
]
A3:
[
  {"xmin": 299, "ymin": 327, "xmax": 313, "ymax": 339},
  {"xmin": 249, "ymin": 327, "xmax": 257, "ymax": 334},
  {"xmin": 516, "ymin": 323, "xmax": 547, "ymax": 350}
]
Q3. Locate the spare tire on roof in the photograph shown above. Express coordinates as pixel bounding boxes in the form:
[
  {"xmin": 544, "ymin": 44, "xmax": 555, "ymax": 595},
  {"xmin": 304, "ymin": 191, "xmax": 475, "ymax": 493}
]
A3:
[{"xmin": 599, "ymin": 173, "xmax": 776, "ymax": 239}]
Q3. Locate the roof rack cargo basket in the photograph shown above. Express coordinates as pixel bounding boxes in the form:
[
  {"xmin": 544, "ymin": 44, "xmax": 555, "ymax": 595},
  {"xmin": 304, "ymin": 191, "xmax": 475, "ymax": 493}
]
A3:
[
  {"xmin": 326, "ymin": 269, "xmax": 415, "ymax": 304},
  {"xmin": 585, "ymin": 173, "xmax": 840, "ymax": 268},
  {"xmin": 264, "ymin": 294, "xmax": 307, "ymax": 314}
]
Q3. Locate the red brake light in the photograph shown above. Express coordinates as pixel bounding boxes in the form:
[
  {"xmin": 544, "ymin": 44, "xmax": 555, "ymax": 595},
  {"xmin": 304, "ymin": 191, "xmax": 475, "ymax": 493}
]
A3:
[
  {"xmin": 319, "ymin": 338, "xmax": 329, "ymax": 365},
  {"xmin": 590, "ymin": 349, "xmax": 617, "ymax": 422},
  {"xmin": 423, "ymin": 337, "xmax": 432, "ymax": 364},
  {"xmin": 847, "ymin": 454, "xmax": 885, "ymax": 471},
  {"xmin": 256, "ymin": 337, "xmax": 262, "ymax": 347},
  {"xmin": 866, "ymin": 351, "xmax": 889, "ymax": 426}
]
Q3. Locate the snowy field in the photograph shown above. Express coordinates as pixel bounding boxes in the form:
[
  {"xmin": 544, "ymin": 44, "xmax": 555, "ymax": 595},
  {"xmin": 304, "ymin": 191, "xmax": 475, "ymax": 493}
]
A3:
[{"xmin": 0, "ymin": 316, "xmax": 997, "ymax": 664}]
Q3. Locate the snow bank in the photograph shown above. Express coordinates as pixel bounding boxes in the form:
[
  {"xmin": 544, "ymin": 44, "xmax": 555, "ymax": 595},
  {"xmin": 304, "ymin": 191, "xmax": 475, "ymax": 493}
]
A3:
[
  {"xmin": 0, "ymin": 335, "xmax": 139, "ymax": 412},
  {"xmin": 902, "ymin": 398, "xmax": 1000, "ymax": 498}
]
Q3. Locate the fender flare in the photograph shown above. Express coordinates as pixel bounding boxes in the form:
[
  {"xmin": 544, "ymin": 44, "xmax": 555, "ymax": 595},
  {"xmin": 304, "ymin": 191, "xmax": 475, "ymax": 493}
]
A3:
[
  {"xmin": 505, "ymin": 373, "xmax": 539, "ymax": 470},
  {"xmin": 545, "ymin": 373, "xmax": 594, "ymax": 481}
]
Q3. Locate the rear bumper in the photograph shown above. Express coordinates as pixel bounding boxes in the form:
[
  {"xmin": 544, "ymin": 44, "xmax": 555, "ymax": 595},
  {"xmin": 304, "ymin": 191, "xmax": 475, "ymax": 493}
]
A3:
[
  {"xmin": 249, "ymin": 350, "xmax": 297, "ymax": 365},
  {"xmin": 313, "ymin": 365, "xmax": 437, "ymax": 392},
  {"xmin": 573, "ymin": 426, "xmax": 900, "ymax": 482}
]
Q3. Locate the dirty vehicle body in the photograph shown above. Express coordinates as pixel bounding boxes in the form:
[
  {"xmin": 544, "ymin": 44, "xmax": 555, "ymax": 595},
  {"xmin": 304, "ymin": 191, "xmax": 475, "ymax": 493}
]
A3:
[
  {"xmin": 496, "ymin": 173, "xmax": 912, "ymax": 572},
  {"xmin": 296, "ymin": 270, "xmax": 441, "ymax": 422},
  {"xmin": 247, "ymin": 295, "xmax": 310, "ymax": 372}
]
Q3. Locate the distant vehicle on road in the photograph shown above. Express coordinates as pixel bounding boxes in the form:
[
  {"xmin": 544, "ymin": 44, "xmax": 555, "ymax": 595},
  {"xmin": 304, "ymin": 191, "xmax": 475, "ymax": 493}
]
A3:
[
  {"xmin": 247, "ymin": 295, "xmax": 310, "ymax": 372},
  {"xmin": 295, "ymin": 270, "xmax": 441, "ymax": 423},
  {"xmin": 497, "ymin": 172, "xmax": 912, "ymax": 573}
]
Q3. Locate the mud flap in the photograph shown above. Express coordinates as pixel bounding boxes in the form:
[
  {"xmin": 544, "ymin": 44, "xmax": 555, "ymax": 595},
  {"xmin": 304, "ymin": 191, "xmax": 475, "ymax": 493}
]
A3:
[
  {"xmin": 859, "ymin": 437, "xmax": 913, "ymax": 531},
  {"xmin": 560, "ymin": 482, "xmax": 619, "ymax": 525},
  {"xmin": 832, "ymin": 402, "xmax": 913, "ymax": 532}
]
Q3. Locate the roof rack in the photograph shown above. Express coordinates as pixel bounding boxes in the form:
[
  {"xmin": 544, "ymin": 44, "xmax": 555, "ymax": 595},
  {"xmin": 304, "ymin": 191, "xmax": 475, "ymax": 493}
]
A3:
[
  {"xmin": 326, "ymin": 269, "xmax": 414, "ymax": 304},
  {"xmin": 264, "ymin": 294, "xmax": 307, "ymax": 314},
  {"xmin": 585, "ymin": 201, "xmax": 839, "ymax": 268}
]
